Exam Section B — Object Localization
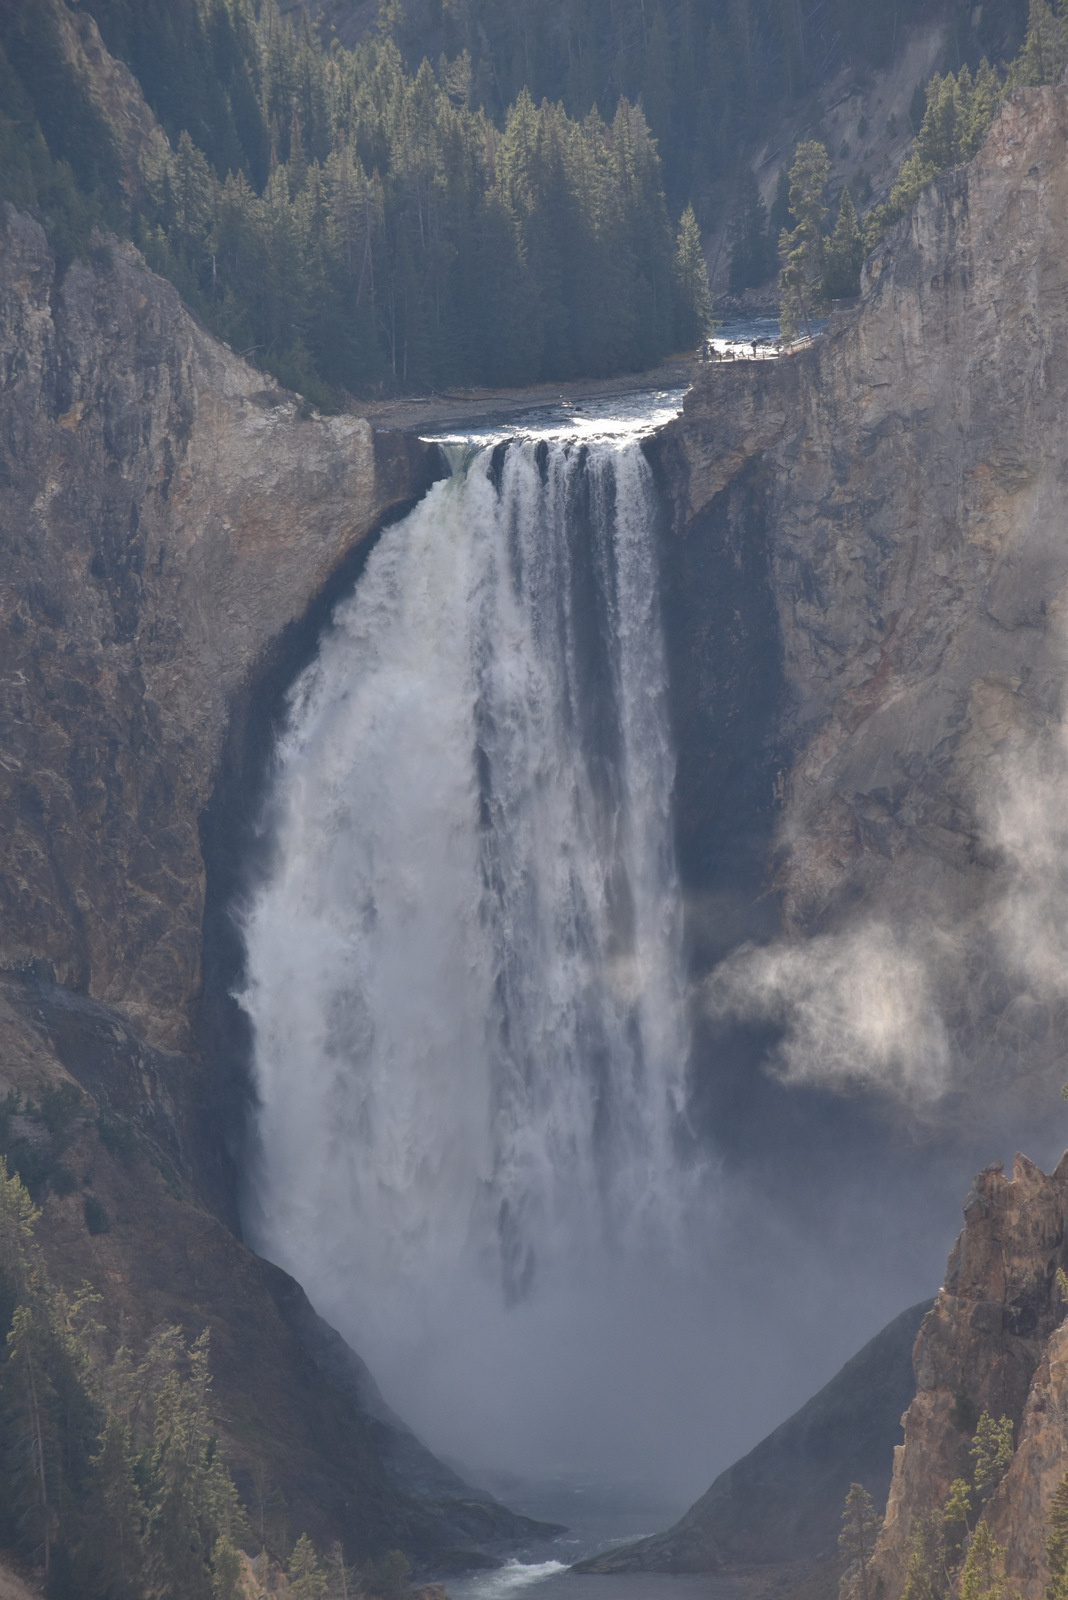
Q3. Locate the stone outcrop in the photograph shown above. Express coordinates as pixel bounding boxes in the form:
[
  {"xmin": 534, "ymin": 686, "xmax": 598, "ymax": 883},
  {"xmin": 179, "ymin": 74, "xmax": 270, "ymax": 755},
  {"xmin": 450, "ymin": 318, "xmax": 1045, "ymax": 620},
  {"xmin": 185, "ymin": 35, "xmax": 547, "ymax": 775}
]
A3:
[
  {"xmin": 869, "ymin": 1154, "xmax": 1068, "ymax": 1600},
  {"xmin": 575, "ymin": 1299, "xmax": 930, "ymax": 1578},
  {"xmin": 653, "ymin": 83, "xmax": 1068, "ymax": 1125},
  {"xmin": 0, "ymin": 202, "xmax": 436, "ymax": 1054}
]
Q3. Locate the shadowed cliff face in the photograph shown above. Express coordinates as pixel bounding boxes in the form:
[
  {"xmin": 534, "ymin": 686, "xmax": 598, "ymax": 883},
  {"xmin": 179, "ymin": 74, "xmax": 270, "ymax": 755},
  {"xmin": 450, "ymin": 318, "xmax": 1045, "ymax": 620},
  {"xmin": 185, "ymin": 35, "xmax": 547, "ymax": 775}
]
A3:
[
  {"xmin": 655, "ymin": 83, "xmax": 1068, "ymax": 1165},
  {"xmin": 0, "ymin": 203, "xmax": 437, "ymax": 1056}
]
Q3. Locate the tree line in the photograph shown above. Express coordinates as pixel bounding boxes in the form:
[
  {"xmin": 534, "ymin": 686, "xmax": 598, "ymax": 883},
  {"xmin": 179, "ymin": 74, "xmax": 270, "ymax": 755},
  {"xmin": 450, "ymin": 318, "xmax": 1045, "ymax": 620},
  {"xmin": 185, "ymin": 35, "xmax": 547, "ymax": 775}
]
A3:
[
  {"xmin": 732, "ymin": 0, "xmax": 1065, "ymax": 343},
  {"xmin": 0, "ymin": 0, "xmax": 713, "ymax": 404}
]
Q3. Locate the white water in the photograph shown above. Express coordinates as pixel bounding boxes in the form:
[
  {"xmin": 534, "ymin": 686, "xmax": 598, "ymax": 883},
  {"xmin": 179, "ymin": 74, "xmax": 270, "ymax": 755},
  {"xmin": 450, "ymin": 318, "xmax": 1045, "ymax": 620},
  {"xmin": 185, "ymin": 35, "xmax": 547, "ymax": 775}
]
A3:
[{"xmin": 239, "ymin": 398, "xmax": 714, "ymax": 1484}]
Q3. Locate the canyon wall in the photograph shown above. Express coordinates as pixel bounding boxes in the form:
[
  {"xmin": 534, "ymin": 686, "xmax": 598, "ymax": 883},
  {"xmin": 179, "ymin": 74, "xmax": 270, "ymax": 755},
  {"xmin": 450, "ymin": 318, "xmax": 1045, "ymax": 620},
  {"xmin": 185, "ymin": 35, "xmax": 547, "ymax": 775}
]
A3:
[
  {"xmin": 869, "ymin": 1154, "xmax": 1068, "ymax": 1600},
  {"xmin": 656, "ymin": 82, "xmax": 1068, "ymax": 1131},
  {"xmin": 604, "ymin": 81, "xmax": 1068, "ymax": 1591},
  {"xmin": 0, "ymin": 197, "xmax": 556, "ymax": 1563},
  {"xmin": 0, "ymin": 201, "xmax": 435, "ymax": 1055}
]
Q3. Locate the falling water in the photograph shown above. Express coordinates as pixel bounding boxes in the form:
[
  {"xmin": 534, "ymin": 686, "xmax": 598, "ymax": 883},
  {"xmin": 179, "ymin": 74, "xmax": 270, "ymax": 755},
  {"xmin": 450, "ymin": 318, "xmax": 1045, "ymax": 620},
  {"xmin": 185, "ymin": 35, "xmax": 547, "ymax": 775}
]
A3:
[{"xmin": 239, "ymin": 402, "xmax": 700, "ymax": 1481}]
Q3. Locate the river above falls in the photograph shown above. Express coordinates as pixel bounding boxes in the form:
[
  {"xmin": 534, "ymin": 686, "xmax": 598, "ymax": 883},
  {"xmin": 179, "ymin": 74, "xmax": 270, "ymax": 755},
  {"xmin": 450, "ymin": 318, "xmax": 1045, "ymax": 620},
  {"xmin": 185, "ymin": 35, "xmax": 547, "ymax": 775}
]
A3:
[{"xmin": 420, "ymin": 386, "xmax": 687, "ymax": 446}]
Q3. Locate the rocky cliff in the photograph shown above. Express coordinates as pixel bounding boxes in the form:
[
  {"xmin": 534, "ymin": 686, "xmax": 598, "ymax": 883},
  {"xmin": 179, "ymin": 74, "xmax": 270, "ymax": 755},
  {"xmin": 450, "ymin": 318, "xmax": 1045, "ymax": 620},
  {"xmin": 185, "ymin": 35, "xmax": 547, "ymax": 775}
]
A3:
[
  {"xmin": 0, "ymin": 197, "xmax": 561, "ymax": 1565},
  {"xmin": 868, "ymin": 1154, "xmax": 1068, "ymax": 1600},
  {"xmin": 590, "ymin": 78, "xmax": 1068, "ymax": 1592},
  {"xmin": 0, "ymin": 201, "xmax": 435, "ymax": 1056},
  {"xmin": 654, "ymin": 81, "xmax": 1068, "ymax": 1140}
]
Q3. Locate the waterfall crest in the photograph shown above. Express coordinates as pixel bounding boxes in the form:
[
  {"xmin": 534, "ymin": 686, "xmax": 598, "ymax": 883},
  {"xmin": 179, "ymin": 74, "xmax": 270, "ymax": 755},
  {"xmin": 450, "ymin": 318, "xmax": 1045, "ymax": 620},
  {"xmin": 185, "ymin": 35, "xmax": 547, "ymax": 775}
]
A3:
[{"xmin": 239, "ymin": 430, "xmax": 694, "ymax": 1473}]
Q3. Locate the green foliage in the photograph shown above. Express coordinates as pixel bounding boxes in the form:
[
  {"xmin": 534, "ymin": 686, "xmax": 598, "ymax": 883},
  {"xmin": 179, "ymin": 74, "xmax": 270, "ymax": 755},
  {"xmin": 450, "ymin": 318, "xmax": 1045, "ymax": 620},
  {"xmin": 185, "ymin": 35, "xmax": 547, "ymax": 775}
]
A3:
[
  {"xmin": 902, "ymin": 1511, "xmax": 950, "ymax": 1600},
  {"xmin": 364, "ymin": 1548, "xmax": 412, "ymax": 1600},
  {"xmin": 673, "ymin": 204, "xmax": 715, "ymax": 347},
  {"xmin": 727, "ymin": 167, "xmax": 774, "ymax": 291},
  {"xmin": 822, "ymin": 189, "xmax": 864, "ymax": 300},
  {"xmin": 839, "ymin": 1482, "xmax": 880, "ymax": 1600},
  {"xmin": 1, "ymin": 0, "xmax": 687, "ymax": 397},
  {"xmin": 863, "ymin": 58, "xmax": 1002, "ymax": 248},
  {"xmin": 959, "ymin": 1520, "xmax": 1011, "ymax": 1600},
  {"xmin": 288, "ymin": 1532, "xmax": 328, "ymax": 1599},
  {"xmin": 0, "ymin": 1157, "xmax": 259, "ymax": 1599},
  {"xmin": 211, "ymin": 1534, "xmax": 243, "ymax": 1600},
  {"xmin": 1011, "ymin": 0, "xmax": 1068, "ymax": 85},
  {"xmin": 971, "ymin": 1412, "xmax": 1014, "ymax": 1499},
  {"xmin": 777, "ymin": 139, "xmax": 828, "ymax": 342},
  {"xmin": 1047, "ymin": 1468, "xmax": 1068, "ymax": 1600},
  {"xmin": 0, "ymin": 1087, "xmax": 87, "ymax": 1201},
  {"xmin": 899, "ymin": 1412, "xmax": 1016, "ymax": 1600},
  {"xmin": 944, "ymin": 1475, "xmax": 974, "ymax": 1566}
]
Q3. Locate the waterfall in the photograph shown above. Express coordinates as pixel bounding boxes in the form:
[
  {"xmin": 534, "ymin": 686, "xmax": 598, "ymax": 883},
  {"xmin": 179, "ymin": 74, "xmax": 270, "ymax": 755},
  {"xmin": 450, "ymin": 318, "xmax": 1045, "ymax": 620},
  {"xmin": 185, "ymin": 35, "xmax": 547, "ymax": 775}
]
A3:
[{"xmin": 239, "ymin": 425, "xmax": 696, "ymax": 1478}]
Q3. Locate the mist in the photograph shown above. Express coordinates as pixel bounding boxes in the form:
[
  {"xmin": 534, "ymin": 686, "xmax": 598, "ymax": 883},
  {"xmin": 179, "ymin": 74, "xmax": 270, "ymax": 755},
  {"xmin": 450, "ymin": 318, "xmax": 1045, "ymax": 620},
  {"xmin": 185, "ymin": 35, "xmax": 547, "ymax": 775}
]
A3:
[{"xmin": 234, "ymin": 404, "xmax": 1068, "ymax": 1517}]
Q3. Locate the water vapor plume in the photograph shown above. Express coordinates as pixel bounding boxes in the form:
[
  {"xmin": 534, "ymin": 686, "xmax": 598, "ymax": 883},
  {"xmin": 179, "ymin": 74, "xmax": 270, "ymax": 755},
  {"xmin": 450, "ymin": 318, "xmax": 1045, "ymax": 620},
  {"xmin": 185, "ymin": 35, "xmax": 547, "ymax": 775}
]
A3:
[{"xmin": 704, "ymin": 921, "xmax": 953, "ymax": 1102}]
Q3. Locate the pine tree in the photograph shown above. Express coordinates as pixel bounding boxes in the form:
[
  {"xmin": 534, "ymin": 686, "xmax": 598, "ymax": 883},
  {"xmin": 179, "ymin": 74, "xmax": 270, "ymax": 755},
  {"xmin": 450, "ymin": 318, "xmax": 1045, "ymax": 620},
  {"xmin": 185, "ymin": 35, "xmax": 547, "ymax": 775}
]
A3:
[
  {"xmin": 673, "ymin": 203, "xmax": 714, "ymax": 348},
  {"xmin": 327, "ymin": 1540, "xmax": 354, "ymax": 1600},
  {"xmin": 1047, "ymin": 1470, "xmax": 1068, "ymax": 1600},
  {"xmin": 839, "ymin": 1482, "xmax": 880, "ymax": 1600},
  {"xmin": 78, "ymin": 1414, "xmax": 146, "ymax": 1600},
  {"xmin": 4, "ymin": 1304, "xmax": 60, "ymax": 1576},
  {"xmin": 289, "ymin": 1532, "xmax": 328, "ymax": 1599},
  {"xmin": 777, "ymin": 140, "xmax": 828, "ymax": 341},
  {"xmin": 971, "ymin": 1412, "xmax": 1014, "ymax": 1501},
  {"xmin": 1013, "ymin": 0, "xmax": 1068, "ymax": 86},
  {"xmin": 822, "ymin": 188, "xmax": 863, "ymax": 300},
  {"xmin": 212, "ymin": 1533, "xmax": 244, "ymax": 1600},
  {"xmin": 901, "ymin": 1511, "xmax": 948, "ymax": 1600},
  {"xmin": 959, "ymin": 1520, "xmax": 1010, "ymax": 1600},
  {"xmin": 727, "ymin": 166, "xmax": 772, "ymax": 291}
]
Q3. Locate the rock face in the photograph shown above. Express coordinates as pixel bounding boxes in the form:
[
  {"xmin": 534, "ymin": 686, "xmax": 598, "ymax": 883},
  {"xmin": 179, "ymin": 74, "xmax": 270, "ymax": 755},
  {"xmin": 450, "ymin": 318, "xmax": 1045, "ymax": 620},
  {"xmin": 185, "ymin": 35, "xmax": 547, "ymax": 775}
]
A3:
[
  {"xmin": 869, "ymin": 1154, "xmax": 1068, "ymax": 1600},
  {"xmin": 654, "ymin": 83, "xmax": 1068, "ymax": 1130},
  {"xmin": 0, "ymin": 198, "xmax": 559, "ymax": 1564},
  {"xmin": 0, "ymin": 202, "xmax": 436, "ymax": 1056},
  {"xmin": 0, "ymin": 969, "xmax": 551, "ymax": 1566},
  {"xmin": 576, "ymin": 1299, "xmax": 930, "ymax": 1577}
]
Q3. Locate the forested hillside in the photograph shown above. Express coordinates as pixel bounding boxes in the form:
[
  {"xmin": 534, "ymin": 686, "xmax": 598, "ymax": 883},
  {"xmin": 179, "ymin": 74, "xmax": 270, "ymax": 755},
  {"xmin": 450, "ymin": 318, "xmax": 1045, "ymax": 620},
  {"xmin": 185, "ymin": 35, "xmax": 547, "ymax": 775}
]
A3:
[
  {"xmin": 294, "ymin": 0, "xmax": 1031, "ymax": 212},
  {"xmin": 0, "ymin": 0, "xmax": 1039, "ymax": 401},
  {"xmin": 0, "ymin": 0, "xmax": 692, "ymax": 400}
]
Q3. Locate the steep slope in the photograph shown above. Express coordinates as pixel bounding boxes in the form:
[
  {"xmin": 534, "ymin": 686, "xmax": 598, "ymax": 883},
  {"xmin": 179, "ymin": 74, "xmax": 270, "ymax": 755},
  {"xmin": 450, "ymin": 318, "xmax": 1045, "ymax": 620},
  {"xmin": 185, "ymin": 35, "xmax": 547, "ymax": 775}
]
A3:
[
  {"xmin": 0, "ymin": 203, "xmax": 437, "ymax": 1056},
  {"xmin": 0, "ymin": 199, "xmax": 558, "ymax": 1566},
  {"xmin": 654, "ymin": 81, "xmax": 1068, "ymax": 1145},
  {"xmin": 576, "ymin": 1299, "xmax": 930, "ymax": 1576}
]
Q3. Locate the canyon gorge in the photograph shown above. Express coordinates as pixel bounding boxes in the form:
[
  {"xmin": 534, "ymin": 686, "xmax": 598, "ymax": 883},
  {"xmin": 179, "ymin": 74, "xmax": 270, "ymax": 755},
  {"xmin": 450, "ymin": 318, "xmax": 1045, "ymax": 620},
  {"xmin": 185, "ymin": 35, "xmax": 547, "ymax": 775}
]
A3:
[{"xmin": 6, "ymin": 12, "xmax": 1068, "ymax": 1596}]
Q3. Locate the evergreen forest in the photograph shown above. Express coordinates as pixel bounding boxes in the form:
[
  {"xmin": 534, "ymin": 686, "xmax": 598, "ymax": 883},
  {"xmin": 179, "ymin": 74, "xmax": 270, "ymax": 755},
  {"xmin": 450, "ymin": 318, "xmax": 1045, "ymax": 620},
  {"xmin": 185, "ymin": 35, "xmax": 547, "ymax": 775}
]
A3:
[{"xmin": 0, "ymin": 0, "xmax": 1054, "ymax": 403}]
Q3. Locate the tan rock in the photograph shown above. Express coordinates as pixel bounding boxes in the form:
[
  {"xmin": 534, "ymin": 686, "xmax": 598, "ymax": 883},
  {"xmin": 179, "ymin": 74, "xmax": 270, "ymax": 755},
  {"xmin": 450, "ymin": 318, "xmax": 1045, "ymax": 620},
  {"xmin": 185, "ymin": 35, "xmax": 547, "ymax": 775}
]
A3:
[{"xmin": 869, "ymin": 1152, "xmax": 1068, "ymax": 1600}]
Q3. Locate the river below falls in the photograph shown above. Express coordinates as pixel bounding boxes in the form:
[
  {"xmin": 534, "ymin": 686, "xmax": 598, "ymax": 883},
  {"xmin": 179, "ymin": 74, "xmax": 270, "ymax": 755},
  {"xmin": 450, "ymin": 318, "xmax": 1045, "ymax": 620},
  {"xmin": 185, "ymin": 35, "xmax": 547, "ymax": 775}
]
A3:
[
  {"xmin": 443, "ymin": 1474, "xmax": 728, "ymax": 1600},
  {"xmin": 450, "ymin": 1567, "xmax": 745, "ymax": 1600}
]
